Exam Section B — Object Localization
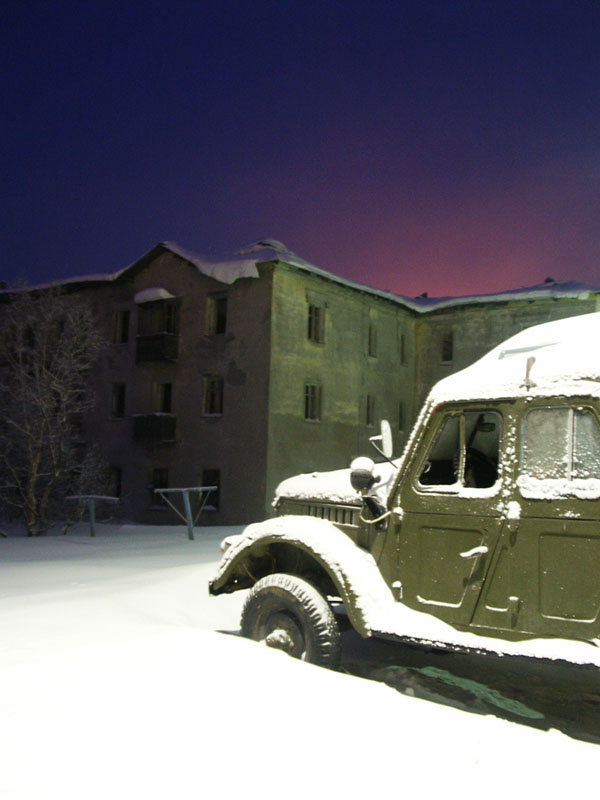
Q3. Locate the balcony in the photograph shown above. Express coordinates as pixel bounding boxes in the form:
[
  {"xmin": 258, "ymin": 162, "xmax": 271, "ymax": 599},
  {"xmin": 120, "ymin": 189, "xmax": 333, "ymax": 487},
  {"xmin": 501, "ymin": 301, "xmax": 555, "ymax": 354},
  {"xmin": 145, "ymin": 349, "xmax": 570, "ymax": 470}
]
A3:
[
  {"xmin": 136, "ymin": 333, "xmax": 179, "ymax": 363},
  {"xmin": 133, "ymin": 413, "xmax": 176, "ymax": 444}
]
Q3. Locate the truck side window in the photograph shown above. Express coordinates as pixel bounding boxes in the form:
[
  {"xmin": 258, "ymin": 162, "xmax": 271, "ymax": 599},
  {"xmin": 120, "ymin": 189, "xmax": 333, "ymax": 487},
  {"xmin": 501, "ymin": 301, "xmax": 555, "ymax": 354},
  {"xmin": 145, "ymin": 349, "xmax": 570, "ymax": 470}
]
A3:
[
  {"xmin": 521, "ymin": 407, "xmax": 600, "ymax": 484},
  {"xmin": 419, "ymin": 415, "xmax": 460, "ymax": 486},
  {"xmin": 573, "ymin": 409, "xmax": 600, "ymax": 479},
  {"xmin": 419, "ymin": 411, "xmax": 500, "ymax": 490}
]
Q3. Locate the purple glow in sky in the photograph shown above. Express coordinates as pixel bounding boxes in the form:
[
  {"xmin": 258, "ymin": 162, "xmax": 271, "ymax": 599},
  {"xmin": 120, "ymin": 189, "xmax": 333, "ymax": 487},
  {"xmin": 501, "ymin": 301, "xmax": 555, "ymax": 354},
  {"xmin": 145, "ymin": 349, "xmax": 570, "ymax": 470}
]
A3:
[{"xmin": 3, "ymin": 0, "xmax": 600, "ymax": 297}]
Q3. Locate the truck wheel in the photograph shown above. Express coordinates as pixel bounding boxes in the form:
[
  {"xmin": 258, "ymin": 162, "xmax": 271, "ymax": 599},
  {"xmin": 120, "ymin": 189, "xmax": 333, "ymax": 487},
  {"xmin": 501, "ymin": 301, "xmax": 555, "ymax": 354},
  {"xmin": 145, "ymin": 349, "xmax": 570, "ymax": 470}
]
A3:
[{"xmin": 240, "ymin": 573, "xmax": 341, "ymax": 668}]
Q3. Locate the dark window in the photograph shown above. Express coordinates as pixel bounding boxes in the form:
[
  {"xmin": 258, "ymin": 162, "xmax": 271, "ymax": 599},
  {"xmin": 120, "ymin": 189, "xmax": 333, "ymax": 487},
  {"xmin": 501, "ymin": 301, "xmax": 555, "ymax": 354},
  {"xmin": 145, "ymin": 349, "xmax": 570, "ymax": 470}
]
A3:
[
  {"xmin": 110, "ymin": 383, "xmax": 126, "ymax": 417},
  {"xmin": 202, "ymin": 376, "xmax": 224, "ymax": 415},
  {"xmin": 400, "ymin": 332, "xmax": 406, "ymax": 364},
  {"xmin": 308, "ymin": 305, "xmax": 324, "ymax": 343},
  {"xmin": 138, "ymin": 301, "xmax": 180, "ymax": 336},
  {"xmin": 206, "ymin": 294, "xmax": 228, "ymax": 335},
  {"xmin": 368, "ymin": 324, "xmax": 377, "ymax": 357},
  {"xmin": 441, "ymin": 331, "xmax": 454, "ymax": 364},
  {"xmin": 108, "ymin": 465, "xmax": 122, "ymax": 498},
  {"xmin": 304, "ymin": 383, "xmax": 322, "ymax": 421},
  {"xmin": 112, "ymin": 310, "xmax": 130, "ymax": 344},
  {"xmin": 366, "ymin": 395, "xmax": 376, "ymax": 427},
  {"xmin": 150, "ymin": 467, "xmax": 169, "ymax": 506},
  {"xmin": 152, "ymin": 382, "xmax": 172, "ymax": 413},
  {"xmin": 202, "ymin": 469, "xmax": 220, "ymax": 510}
]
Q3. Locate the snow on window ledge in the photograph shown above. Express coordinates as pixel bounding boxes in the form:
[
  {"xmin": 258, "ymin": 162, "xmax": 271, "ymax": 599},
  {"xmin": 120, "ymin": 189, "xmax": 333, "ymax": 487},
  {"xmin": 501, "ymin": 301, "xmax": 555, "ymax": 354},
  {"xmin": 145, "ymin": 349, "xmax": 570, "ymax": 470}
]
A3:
[
  {"xmin": 416, "ymin": 482, "xmax": 502, "ymax": 499},
  {"xmin": 134, "ymin": 288, "xmax": 176, "ymax": 304},
  {"xmin": 517, "ymin": 475, "xmax": 600, "ymax": 501}
]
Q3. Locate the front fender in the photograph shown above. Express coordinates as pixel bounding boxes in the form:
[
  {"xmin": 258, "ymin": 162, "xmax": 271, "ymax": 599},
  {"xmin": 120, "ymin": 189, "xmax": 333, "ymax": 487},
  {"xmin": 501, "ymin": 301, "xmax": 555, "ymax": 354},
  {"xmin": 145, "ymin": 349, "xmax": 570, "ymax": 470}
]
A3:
[{"xmin": 209, "ymin": 515, "xmax": 394, "ymax": 638}]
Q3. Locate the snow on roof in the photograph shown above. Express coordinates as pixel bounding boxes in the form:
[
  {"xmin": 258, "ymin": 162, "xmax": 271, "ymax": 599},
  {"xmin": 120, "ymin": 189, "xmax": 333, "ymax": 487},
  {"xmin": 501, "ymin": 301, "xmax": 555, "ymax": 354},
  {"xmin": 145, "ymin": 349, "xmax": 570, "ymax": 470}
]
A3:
[
  {"xmin": 3, "ymin": 239, "xmax": 598, "ymax": 314},
  {"xmin": 161, "ymin": 241, "xmax": 260, "ymax": 284},
  {"xmin": 430, "ymin": 312, "xmax": 600, "ymax": 404},
  {"xmin": 404, "ymin": 278, "xmax": 599, "ymax": 312}
]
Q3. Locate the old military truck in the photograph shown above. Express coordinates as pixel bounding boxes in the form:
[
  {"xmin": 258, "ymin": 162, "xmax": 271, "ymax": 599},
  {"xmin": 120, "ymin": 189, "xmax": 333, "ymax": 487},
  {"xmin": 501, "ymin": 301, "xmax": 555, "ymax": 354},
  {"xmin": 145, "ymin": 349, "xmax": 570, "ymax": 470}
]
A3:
[{"xmin": 209, "ymin": 313, "xmax": 600, "ymax": 668}]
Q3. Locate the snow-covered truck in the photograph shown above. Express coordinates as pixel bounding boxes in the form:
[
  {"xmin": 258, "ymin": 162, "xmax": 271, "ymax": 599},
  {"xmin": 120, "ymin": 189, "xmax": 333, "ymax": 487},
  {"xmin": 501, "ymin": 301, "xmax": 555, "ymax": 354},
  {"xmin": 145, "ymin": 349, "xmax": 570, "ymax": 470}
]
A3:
[{"xmin": 209, "ymin": 313, "xmax": 600, "ymax": 669}]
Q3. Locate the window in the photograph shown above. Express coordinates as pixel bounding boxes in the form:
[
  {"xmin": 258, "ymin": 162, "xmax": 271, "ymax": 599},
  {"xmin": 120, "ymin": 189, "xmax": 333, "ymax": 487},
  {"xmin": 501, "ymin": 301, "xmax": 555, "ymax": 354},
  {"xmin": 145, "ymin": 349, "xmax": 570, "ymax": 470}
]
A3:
[
  {"xmin": 304, "ymin": 383, "xmax": 322, "ymax": 421},
  {"xmin": 399, "ymin": 332, "xmax": 406, "ymax": 364},
  {"xmin": 152, "ymin": 382, "xmax": 172, "ymax": 413},
  {"xmin": 202, "ymin": 469, "xmax": 220, "ymax": 510},
  {"xmin": 150, "ymin": 467, "xmax": 169, "ymax": 506},
  {"xmin": 110, "ymin": 383, "xmax": 126, "ymax": 418},
  {"xmin": 202, "ymin": 376, "xmax": 224, "ymax": 415},
  {"xmin": 112, "ymin": 310, "xmax": 130, "ymax": 344},
  {"xmin": 206, "ymin": 293, "xmax": 227, "ymax": 335},
  {"xmin": 441, "ymin": 331, "xmax": 453, "ymax": 364},
  {"xmin": 520, "ymin": 407, "xmax": 600, "ymax": 495},
  {"xmin": 368, "ymin": 324, "xmax": 377, "ymax": 357},
  {"xmin": 138, "ymin": 300, "xmax": 180, "ymax": 336},
  {"xmin": 418, "ymin": 410, "xmax": 501, "ymax": 490},
  {"xmin": 108, "ymin": 465, "xmax": 122, "ymax": 498},
  {"xmin": 366, "ymin": 395, "xmax": 377, "ymax": 427},
  {"xmin": 308, "ymin": 304, "xmax": 324, "ymax": 343}
]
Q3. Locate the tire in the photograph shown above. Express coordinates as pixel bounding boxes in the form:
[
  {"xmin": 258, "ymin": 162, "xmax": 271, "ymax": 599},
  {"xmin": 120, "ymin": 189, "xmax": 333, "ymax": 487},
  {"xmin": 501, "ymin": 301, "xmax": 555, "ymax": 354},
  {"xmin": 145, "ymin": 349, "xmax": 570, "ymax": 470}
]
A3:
[{"xmin": 240, "ymin": 573, "xmax": 341, "ymax": 668}]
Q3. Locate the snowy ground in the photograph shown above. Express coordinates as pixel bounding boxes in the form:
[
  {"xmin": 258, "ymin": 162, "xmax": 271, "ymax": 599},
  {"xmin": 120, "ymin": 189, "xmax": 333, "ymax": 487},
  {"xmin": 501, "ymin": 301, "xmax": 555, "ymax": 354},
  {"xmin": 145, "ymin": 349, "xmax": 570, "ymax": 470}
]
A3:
[{"xmin": 0, "ymin": 524, "xmax": 597, "ymax": 799}]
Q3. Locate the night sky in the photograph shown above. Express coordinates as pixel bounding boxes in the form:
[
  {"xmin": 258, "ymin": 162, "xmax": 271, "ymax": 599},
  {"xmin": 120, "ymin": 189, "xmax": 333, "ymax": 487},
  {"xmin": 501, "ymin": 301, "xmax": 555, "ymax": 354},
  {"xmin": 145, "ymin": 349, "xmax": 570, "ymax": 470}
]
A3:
[{"xmin": 3, "ymin": 0, "xmax": 600, "ymax": 297}]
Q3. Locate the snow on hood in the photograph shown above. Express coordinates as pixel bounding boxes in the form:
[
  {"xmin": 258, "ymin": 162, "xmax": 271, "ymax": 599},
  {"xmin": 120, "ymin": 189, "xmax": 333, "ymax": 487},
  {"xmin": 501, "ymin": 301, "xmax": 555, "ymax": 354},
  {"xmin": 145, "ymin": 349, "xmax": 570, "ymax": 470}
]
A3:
[
  {"xmin": 274, "ymin": 461, "xmax": 398, "ymax": 507},
  {"xmin": 431, "ymin": 312, "xmax": 600, "ymax": 405}
]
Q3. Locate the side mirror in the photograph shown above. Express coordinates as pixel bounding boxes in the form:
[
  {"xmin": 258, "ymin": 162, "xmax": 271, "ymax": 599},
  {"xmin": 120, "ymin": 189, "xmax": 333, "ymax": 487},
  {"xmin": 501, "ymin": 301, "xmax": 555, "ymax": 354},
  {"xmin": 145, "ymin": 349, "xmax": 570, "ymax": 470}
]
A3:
[{"xmin": 369, "ymin": 419, "xmax": 393, "ymax": 459}]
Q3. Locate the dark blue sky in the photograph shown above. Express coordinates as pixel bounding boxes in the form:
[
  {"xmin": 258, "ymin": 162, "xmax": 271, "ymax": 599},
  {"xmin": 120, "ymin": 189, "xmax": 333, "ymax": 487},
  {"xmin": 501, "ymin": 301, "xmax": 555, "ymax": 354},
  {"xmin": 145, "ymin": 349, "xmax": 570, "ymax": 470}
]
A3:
[{"xmin": 3, "ymin": 0, "xmax": 600, "ymax": 297}]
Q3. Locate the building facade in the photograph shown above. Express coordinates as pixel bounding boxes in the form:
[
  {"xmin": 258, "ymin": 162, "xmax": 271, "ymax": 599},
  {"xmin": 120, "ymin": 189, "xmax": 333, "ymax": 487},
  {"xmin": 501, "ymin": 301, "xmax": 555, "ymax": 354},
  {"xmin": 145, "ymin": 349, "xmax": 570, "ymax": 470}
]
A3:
[{"xmin": 5, "ymin": 242, "xmax": 599, "ymax": 525}]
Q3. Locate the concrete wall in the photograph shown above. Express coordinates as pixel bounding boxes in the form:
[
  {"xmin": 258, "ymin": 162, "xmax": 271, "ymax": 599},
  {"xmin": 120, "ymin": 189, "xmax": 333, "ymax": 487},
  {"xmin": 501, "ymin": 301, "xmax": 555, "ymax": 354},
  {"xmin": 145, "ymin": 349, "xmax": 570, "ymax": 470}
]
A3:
[{"xmin": 264, "ymin": 262, "xmax": 416, "ymax": 509}]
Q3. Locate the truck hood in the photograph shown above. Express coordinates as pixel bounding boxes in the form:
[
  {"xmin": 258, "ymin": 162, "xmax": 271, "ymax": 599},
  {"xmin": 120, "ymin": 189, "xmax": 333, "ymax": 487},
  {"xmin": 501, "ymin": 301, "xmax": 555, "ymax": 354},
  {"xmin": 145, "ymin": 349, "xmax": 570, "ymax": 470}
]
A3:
[{"xmin": 273, "ymin": 461, "xmax": 398, "ymax": 507}]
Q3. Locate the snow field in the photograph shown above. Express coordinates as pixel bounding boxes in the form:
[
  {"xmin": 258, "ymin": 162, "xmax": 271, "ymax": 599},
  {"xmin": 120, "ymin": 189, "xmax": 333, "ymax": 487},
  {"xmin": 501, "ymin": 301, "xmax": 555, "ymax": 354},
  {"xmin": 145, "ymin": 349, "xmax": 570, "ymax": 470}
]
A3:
[{"xmin": 0, "ymin": 524, "xmax": 597, "ymax": 799}]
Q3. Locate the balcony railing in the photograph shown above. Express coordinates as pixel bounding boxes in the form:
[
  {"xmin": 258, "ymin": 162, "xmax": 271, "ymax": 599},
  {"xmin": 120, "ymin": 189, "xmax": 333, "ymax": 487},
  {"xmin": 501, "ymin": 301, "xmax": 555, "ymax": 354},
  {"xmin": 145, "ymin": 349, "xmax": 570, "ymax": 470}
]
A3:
[
  {"xmin": 136, "ymin": 333, "xmax": 179, "ymax": 363},
  {"xmin": 133, "ymin": 413, "xmax": 176, "ymax": 444}
]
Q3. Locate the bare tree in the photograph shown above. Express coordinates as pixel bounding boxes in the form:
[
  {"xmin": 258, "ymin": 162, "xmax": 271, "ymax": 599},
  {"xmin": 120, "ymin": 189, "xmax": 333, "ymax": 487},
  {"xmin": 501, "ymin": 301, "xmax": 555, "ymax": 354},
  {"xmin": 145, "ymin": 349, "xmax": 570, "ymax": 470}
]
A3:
[{"xmin": 0, "ymin": 291, "xmax": 107, "ymax": 535}]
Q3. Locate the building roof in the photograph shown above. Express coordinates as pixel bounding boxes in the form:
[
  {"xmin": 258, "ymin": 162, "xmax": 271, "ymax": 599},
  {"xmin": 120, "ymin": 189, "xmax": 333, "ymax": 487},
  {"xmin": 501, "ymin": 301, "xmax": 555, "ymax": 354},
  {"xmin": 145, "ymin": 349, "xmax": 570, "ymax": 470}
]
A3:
[{"xmin": 2, "ymin": 239, "xmax": 598, "ymax": 314}]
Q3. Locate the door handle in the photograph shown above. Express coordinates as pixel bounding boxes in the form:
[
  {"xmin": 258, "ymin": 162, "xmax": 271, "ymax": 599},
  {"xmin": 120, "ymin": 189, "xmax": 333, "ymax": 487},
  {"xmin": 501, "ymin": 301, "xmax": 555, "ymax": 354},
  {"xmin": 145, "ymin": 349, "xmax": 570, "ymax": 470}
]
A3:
[{"xmin": 459, "ymin": 545, "xmax": 489, "ymax": 559}]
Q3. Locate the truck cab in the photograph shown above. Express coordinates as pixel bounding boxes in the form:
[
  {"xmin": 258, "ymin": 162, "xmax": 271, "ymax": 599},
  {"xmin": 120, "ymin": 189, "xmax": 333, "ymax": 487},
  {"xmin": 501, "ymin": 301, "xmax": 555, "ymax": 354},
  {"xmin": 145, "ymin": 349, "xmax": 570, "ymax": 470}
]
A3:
[{"xmin": 209, "ymin": 313, "xmax": 600, "ymax": 668}]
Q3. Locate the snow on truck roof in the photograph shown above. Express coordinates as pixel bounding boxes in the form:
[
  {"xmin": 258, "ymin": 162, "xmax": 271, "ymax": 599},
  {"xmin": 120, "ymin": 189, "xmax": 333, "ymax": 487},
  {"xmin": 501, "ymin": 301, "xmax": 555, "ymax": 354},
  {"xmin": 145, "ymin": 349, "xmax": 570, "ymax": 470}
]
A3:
[{"xmin": 431, "ymin": 312, "xmax": 600, "ymax": 404}]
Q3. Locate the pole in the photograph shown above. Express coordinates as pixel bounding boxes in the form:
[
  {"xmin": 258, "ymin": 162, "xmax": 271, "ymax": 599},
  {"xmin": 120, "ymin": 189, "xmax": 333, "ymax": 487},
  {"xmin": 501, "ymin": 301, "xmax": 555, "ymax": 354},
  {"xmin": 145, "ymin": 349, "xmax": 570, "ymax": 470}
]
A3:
[{"xmin": 181, "ymin": 490, "xmax": 194, "ymax": 540}]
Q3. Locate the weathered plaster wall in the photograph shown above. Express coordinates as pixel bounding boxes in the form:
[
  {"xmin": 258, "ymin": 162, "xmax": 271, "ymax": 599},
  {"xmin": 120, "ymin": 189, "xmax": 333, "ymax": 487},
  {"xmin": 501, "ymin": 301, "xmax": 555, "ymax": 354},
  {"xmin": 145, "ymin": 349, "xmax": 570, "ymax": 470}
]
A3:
[{"xmin": 264, "ymin": 261, "xmax": 416, "ymax": 509}]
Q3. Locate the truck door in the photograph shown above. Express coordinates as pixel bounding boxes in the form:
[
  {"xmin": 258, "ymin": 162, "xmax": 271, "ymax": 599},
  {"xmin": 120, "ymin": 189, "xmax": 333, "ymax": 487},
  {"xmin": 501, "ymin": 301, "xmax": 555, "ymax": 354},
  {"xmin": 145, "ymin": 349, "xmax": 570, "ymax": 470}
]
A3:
[
  {"xmin": 395, "ymin": 407, "xmax": 504, "ymax": 627},
  {"xmin": 477, "ymin": 403, "xmax": 600, "ymax": 640}
]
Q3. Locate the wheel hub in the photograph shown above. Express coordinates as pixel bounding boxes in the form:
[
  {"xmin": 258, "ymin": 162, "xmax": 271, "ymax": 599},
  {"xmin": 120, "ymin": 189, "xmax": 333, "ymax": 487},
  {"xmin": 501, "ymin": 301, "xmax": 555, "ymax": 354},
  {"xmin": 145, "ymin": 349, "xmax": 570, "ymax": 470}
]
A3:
[{"xmin": 262, "ymin": 612, "xmax": 305, "ymax": 658}]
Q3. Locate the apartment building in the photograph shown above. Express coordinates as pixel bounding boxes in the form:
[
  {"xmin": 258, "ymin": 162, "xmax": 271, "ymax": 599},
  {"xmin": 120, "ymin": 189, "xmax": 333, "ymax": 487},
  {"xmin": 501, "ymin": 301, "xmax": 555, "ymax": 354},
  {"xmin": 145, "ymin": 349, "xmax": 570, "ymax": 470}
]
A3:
[{"xmin": 4, "ymin": 240, "xmax": 598, "ymax": 524}]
